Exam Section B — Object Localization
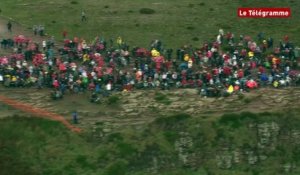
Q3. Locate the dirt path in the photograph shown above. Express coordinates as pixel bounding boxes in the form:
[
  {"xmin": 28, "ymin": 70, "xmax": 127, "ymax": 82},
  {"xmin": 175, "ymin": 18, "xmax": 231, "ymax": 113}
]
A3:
[
  {"xmin": 0, "ymin": 15, "xmax": 48, "ymax": 41},
  {"xmin": 0, "ymin": 95, "xmax": 82, "ymax": 133},
  {"xmin": 2, "ymin": 86, "xmax": 300, "ymax": 124},
  {"xmin": 0, "ymin": 15, "xmax": 61, "ymax": 56},
  {"xmin": 0, "ymin": 16, "xmax": 81, "ymax": 132}
]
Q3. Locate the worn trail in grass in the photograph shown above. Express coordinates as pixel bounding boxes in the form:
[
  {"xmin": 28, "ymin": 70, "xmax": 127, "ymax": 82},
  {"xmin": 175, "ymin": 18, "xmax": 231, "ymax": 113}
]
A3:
[{"xmin": 0, "ymin": 95, "xmax": 82, "ymax": 132}]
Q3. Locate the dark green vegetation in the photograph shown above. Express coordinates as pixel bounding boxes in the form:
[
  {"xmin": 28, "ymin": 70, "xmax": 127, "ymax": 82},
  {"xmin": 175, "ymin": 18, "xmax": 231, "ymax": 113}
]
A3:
[
  {"xmin": 154, "ymin": 92, "xmax": 172, "ymax": 105},
  {"xmin": 2, "ymin": 111, "xmax": 300, "ymax": 175},
  {"xmin": 1, "ymin": 0, "xmax": 299, "ymax": 48}
]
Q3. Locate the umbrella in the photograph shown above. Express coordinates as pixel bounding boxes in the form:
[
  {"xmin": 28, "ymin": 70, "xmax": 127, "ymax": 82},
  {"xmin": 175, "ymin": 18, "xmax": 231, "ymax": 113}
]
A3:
[
  {"xmin": 227, "ymin": 85, "xmax": 234, "ymax": 94},
  {"xmin": 136, "ymin": 48, "xmax": 150, "ymax": 57},
  {"xmin": 151, "ymin": 48, "xmax": 160, "ymax": 57},
  {"xmin": 59, "ymin": 63, "xmax": 67, "ymax": 71},
  {"xmin": 260, "ymin": 73, "xmax": 268, "ymax": 81},
  {"xmin": 106, "ymin": 67, "xmax": 113, "ymax": 75},
  {"xmin": 246, "ymin": 80, "xmax": 258, "ymax": 89},
  {"xmin": 179, "ymin": 62, "xmax": 188, "ymax": 70},
  {"xmin": 10, "ymin": 54, "xmax": 24, "ymax": 60},
  {"xmin": 14, "ymin": 35, "xmax": 27, "ymax": 43},
  {"xmin": 33, "ymin": 53, "xmax": 44, "ymax": 66},
  {"xmin": 153, "ymin": 56, "xmax": 164, "ymax": 63},
  {"xmin": 0, "ymin": 57, "xmax": 8, "ymax": 65}
]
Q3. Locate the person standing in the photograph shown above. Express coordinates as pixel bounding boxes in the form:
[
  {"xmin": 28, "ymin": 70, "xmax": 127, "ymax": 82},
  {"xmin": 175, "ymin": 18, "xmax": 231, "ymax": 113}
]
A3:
[
  {"xmin": 72, "ymin": 111, "xmax": 78, "ymax": 124},
  {"xmin": 39, "ymin": 25, "xmax": 45, "ymax": 36},
  {"xmin": 7, "ymin": 21, "xmax": 12, "ymax": 32},
  {"xmin": 33, "ymin": 25, "xmax": 38, "ymax": 35},
  {"xmin": 81, "ymin": 11, "xmax": 87, "ymax": 22},
  {"xmin": 62, "ymin": 30, "xmax": 67, "ymax": 38},
  {"xmin": 42, "ymin": 40, "xmax": 46, "ymax": 51}
]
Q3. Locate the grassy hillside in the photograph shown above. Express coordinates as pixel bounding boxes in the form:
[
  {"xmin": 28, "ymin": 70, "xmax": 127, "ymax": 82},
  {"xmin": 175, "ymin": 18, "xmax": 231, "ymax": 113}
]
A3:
[
  {"xmin": 2, "ymin": 110, "xmax": 300, "ymax": 175},
  {"xmin": 1, "ymin": 0, "xmax": 299, "ymax": 48},
  {"xmin": 0, "ymin": 116, "xmax": 96, "ymax": 175}
]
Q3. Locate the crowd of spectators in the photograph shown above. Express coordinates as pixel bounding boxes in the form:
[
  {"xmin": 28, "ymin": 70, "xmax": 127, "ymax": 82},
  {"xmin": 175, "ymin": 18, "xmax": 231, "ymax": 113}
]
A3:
[{"xmin": 1, "ymin": 29, "xmax": 300, "ymax": 100}]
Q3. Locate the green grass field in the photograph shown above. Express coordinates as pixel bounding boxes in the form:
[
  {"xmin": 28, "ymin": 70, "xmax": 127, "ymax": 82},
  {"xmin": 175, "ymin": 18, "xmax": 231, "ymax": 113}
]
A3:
[
  {"xmin": 2, "ymin": 111, "xmax": 300, "ymax": 175},
  {"xmin": 1, "ymin": 0, "xmax": 299, "ymax": 48}
]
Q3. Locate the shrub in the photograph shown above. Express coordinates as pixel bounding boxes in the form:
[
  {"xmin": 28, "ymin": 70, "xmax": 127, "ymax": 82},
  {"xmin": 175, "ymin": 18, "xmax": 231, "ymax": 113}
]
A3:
[
  {"xmin": 154, "ymin": 113, "xmax": 191, "ymax": 128},
  {"xmin": 186, "ymin": 26, "xmax": 195, "ymax": 30},
  {"xmin": 154, "ymin": 92, "xmax": 172, "ymax": 105},
  {"xmin": 70, "ymin": 1, "xmax": 78, "ymax": 5},
  {"xmin": 240, "ymin": 112, "xmax": 258, "ymax": 121},
  {"xmin": 76, "ymin": 155, "xmax": 89, "ymax": 168},
  {"xmin": 154, "ymin": 92, "xmax": 166, "ymax": 101},
  {"xmin": 139, "ymin": 8, "xmax": 155, "ymax": 15},
  {"xmin": 103, "ymin": 159, "xmax": 128, "ymax": 175},
  {"xmin": 117, "ymin": 142, "xmax": 137, "ymax": 158},
  {"xmin": 223, "ymin": 92, "xmax": 231, "ymax": 97},
  {"xmin": 238, "ymin": 93, "xmax": 245, "ymax": 100},
  {"xmin": 243, "ymin": 97, "xmax": 252, "ymax": 104},
  {"xmin": 218, "ymin": 113, "xmax": 241, "ymax": 128},
  {"xmin": 107, "ymin": 132, "xmax": 124, "ymax": 142},
  {"xmin": 192, "ymin": 37, "xmax": 199, "ymax": 41},
  {"xmin": 164, "ymin": 131, "xmax": 179, "ymax": 143},
  {"xmin": 107, "ymin": 95, "xmax": 120, "ymax": 105}
]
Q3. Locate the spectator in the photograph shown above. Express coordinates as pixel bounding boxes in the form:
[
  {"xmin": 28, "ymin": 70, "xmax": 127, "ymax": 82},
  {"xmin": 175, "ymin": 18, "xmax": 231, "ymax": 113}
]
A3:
[
  {"xmin": 72, "ymin": 111, "xmax": 78, "ymax": 124},
  {"xmin": 7, "ymin": 21, "xmax": 12, "ymax": 32},
  {"xmin": 81, "ymin": 11, "xmax": 87, "ymax": 21}
]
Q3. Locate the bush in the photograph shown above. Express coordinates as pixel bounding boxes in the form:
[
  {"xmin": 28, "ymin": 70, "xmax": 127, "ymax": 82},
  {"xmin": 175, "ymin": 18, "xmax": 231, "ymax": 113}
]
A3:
[
  {"xmin": 192, "ymin": 37, "xmax": 199, "ymax": 41},
  {"xmin": 238, "ymin": 93, "xmax": 245, "ymax": 100},
  {"xmin": 223, "ymin": 92, "xmax": 231, "ymax": 97},
  {"xmin": 139, "ymin": 8, "xmax": 155, "ymax": 14},
  {"xmin": 154, "ymin": 92, "xmax": 172, "ymax": 105},
  {"xmin": 164, "ymin": 131, "xmax": 179, "ymax": 143},
  {"xmin": 107, "ymin": 95, "xmax": 120, "ymax": 105},
  {"xmin": 117, "ymin": 142, "xmax": 137, "ymax": 158},
  {"xmin": 107, "ymin": 132, "xmax": 124, "ymax": 142},
  {"xmin": 218, "ymin": 113, "xmax": 241, "ymax": 128},
  {"xmin": 243, "ymin": 97, "xmax": 252, "ymax": 104},
  {"xmin": 103, "ymin": 159, "xmax": 128, "ymax": 175},
  {"xmin": 186, "ymin": 26, "xmax": 195, "ymax": 30},
  {"xmin": 154, "ymin": 92, "xmax": 166, "ymax": 101},
  {"xmin": 70, "ymin": 1, "xmax": 78, "ymax": 4},
  {"xmin": 154, "ymin": 113, "xmax": 191, "ymax": 129},
  {"xmin": 240, "ymin": 112, "xmax": 258, "ymax": 121}
]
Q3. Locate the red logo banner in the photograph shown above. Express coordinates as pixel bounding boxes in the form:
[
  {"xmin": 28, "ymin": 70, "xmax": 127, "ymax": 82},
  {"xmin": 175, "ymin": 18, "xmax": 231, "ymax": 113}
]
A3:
[{"xmin": 238, "ymin": 8, "xmax": 291, "ymax": 18}]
